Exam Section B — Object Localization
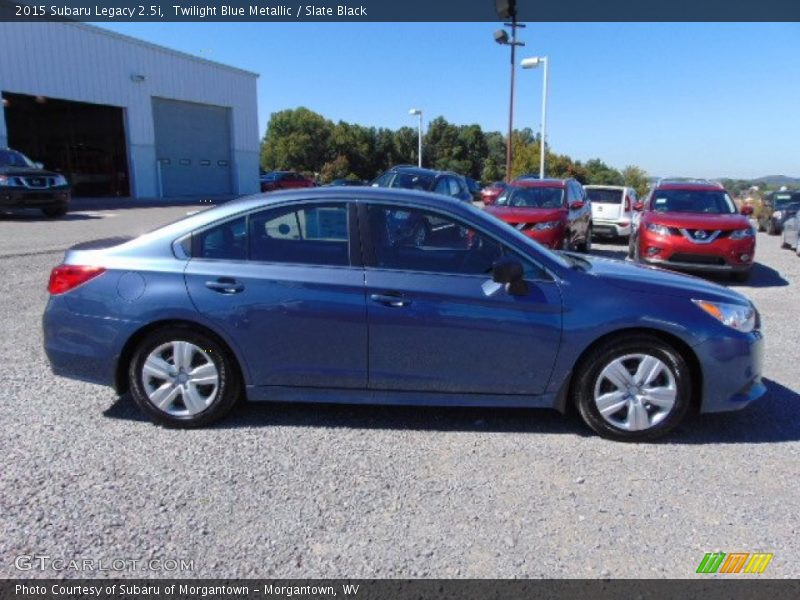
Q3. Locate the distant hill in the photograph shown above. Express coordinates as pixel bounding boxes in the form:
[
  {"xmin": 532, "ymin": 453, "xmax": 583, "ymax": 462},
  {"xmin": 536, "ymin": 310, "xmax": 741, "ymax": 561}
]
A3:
[{"xmin": 751, "ymin": 175, "xmax": 800, "ymax": 185}]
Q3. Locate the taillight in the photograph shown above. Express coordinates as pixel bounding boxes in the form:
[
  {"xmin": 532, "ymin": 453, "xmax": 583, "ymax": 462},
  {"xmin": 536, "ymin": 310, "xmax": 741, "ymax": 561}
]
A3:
[
  {"xmin": 624, "ymin": 196, "xmax": 631, "ymax": 212},
  {"xmin": 48, "ymin": 265, "xmax": 106, "ymax": 295}
]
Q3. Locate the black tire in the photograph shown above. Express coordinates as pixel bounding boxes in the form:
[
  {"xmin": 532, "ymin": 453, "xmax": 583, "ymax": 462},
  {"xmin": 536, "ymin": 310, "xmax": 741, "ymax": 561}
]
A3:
[
  {"xmin": 572, "ymin": 334, "xmax": 693, "ymax": 442},
  {"xmin": 766, "ymin": 221, "xmax": 776, "ymax": 235},
  {"xmin": 781, "ymin": 239, "xmax": 790, "ymax": 250},
  {"xmin": 731, "ymin": 269, "xmax": 751, "ymax": 283},
  {"xmin": 128, "ymin": 327, "xmax": 241, "ymax": 427},
  {"xmin": 42, "ymin": 205, "xmax": 68, "ymax": 218},
  {"xmin": 577, "ymin": 225, "xmax": 593, "ymax": 253},
  {"xmin": 757, "ymin": 220, "xmax": 765, "ymax": 232}
]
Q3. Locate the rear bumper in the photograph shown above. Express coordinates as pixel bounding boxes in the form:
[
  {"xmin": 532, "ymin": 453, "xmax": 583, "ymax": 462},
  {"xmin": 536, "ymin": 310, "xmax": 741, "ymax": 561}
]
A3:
[
  {"xmin": 593, "ymin": 219, "xmax": 631, "ymax": 237},
  {"xmin": 43, "ymin": 298, "xmax": 136, "ymax": 388},
  {"xmin": 695, "ymin": 329, "xmax": 766, "ymax": 413},
  {"xmin": 0, "ymin": 187, "xmax": 70, "ymax": 208}
]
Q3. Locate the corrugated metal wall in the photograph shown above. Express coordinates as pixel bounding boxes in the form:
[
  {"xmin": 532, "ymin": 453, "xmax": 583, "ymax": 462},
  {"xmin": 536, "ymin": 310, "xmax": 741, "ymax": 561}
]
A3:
[{"xmin": 0, "ymin": 22, "xmax": 259, "ymax": 198}]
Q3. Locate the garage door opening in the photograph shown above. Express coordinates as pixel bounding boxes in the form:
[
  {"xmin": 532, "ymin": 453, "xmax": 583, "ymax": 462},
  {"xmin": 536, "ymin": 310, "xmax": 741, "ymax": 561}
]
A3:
[{"xmin": 2, "ymin": 91, "xmax": 130, "ymax": 197}]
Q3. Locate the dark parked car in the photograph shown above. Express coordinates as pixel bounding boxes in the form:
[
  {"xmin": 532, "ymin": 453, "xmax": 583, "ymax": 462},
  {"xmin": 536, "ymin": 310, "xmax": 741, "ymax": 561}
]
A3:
[
  {"xmin": 630, "ymin": 180, "xmax": 755, "ymax": 282},
  {"xmin": 44, "ymin": 188, "xmax": 764, "ymax": 441},
  {"xmin": 758, "ymin": 190, "xmax": 800, "ymax": 235},
  {"xmin": 485, "ymin": 178, "xmax": 593, "ymax": 251},
  {"xmin": 0, "ymin": 148, "xmax": 70, "ymax": 217},
  {"xmin": 464, "ymin": 177, "xmax": 482, "ymax": 202},
  {"xmin": 371, "ymin": 166, "xmax": 473, "ymax": 202},
  {"xmin": 260, "ymin": 171, "xmax": 316, "ymax": 193},
  {"xmin": 326, "ymin": 178, "xmax": 364, "ymax": 187}
]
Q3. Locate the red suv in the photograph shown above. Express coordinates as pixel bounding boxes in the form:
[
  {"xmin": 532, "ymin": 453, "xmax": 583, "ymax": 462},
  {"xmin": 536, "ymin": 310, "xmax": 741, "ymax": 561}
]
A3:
[
  {"xmin": 485, "ymin": 178, "xmax": 593, "ymax": 251},
  {"xmin": 260, "ymin": 171, "xmax": 316, "ymax": 192},
  {"xmin": 630, "ymin": 180, "xmax": 755, "ymax": 281}
]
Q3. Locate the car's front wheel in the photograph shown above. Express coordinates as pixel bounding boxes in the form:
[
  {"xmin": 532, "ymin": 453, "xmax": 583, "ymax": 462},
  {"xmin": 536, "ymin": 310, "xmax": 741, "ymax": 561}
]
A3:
[
  {"xmin": 573, "ymin": 334, "xmax": 692, "ymax": 442},
  {"xmin": 577, "ymin": 224, "xmax": 592, "ymax": 253},
  {"xmin": 129, "ymin": 327, "xmax": 241, "ymax": 427}
]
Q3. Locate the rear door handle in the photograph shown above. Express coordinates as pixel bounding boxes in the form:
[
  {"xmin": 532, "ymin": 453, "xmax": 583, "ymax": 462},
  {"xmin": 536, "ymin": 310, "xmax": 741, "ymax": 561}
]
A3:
[
  {"xmin": 370, "ymin": 293, "xmax": 411, "ymax": 308},
  {"xmin": 205, "ymin": 278, "xmax": 244, "ymax": 294}
]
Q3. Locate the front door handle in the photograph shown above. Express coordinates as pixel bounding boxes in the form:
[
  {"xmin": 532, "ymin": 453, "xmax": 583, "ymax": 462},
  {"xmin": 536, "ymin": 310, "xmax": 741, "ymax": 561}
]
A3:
[
  {"xmin": 205, "ymin": 278, "xmax": 244, "ymax": 294},
  {"xmin": 370, "ymin": 293, "xmax": 411, "ymax": 308}
]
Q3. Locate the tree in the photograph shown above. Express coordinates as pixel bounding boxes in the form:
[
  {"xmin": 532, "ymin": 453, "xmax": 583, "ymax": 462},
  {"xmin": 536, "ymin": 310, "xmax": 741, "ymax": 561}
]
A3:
[
  {"xmin": 621, "ymin": 165, "xmax": 649, "ymax": 196},
  {"xmin": 319, "ymin": 155, "xmax": 351, "ymax": 183},
  {"xmin": 584, "ymin": 158, "xmax": 623, "ymax": 186},
  {"xmin": 260, "ymin": 107, "xmax": 333, "ymax": 173}
]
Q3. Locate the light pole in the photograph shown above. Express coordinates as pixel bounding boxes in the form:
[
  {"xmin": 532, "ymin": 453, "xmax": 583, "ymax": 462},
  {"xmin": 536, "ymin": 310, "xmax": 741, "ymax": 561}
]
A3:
[
  {"xmin": 521, "ymin": 56, "xmax": 549, "ymax": 179},
  {"xmin": 494, "ymin": 0, "xmax": 525, "ymax": 183},
  {"xmin": 409, "ymin": 108, "xmax": 423, "ymax": 168}
]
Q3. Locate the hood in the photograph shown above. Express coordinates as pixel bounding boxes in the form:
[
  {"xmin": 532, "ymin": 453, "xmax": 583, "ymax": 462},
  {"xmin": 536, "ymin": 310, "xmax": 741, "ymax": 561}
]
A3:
[
  {"xmin": 580, "ymin": 254, "xmax": 751, "ymax": 305},
  {"xmin": 486, "ymin": 206, "xmax": 566, "ymax": 224},
  {"xmin": 0, "ymin": 165, "xmax": 61, "ymax": 177},
  {"xmin": 645, "ymin": 211, "xmax": 750, "ymax": 230}
]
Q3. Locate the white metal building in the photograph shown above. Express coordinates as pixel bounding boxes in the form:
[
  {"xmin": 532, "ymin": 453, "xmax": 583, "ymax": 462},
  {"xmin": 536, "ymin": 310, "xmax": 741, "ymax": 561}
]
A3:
[{"xmin": 0, "ymin": 22, "xmax": 260, "ymax": 199}]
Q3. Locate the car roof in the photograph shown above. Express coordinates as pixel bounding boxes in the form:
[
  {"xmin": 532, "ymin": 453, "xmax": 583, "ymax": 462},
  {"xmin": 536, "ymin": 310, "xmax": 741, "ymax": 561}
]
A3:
[
  {"xmin": 656, "ymin": 182, "xmax": 725, "ymax": 191},
  {"xmin": 390, "ymin": 165, "xmax": 458, "ymax": 178},
  {"xmin": 513, "ymin": 178, "xmax": 567, "ymax": 188},
  {"xmin": 584, "ymin": 185, "xmax": 626, "ymax": 190}
]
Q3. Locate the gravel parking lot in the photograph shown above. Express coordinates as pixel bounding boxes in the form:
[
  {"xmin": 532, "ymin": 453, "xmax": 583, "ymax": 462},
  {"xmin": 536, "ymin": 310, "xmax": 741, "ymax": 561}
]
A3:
[{"xmin": 1, "ymin": 204, "xmax": 798, "ymax": 578}]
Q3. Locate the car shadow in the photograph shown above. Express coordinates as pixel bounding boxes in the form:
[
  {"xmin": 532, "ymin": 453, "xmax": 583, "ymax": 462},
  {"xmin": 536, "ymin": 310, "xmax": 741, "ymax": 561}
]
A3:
[
  {"xmin": 103, "ymin": 378, "xmax": 799, "ymax": 444},
  {"xmin": 0, "ymin": 210, "xmax": 102, "ymax": 221},
  {"xmin": 707, "ymin": 262, "xmax": 789, "ymax": 289}
]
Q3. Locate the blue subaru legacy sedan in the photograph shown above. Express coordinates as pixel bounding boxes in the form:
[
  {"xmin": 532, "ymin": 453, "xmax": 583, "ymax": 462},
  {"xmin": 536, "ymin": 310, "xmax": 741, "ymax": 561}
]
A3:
[{"xmin": 43, "ymin": 188, "xmax": 765, "ymax": 441}]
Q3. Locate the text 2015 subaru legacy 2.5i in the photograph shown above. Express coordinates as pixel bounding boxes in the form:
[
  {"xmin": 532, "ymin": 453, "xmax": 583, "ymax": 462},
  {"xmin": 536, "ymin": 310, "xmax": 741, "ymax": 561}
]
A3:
[{"xmin": 43, "ymin": 188, "xmax": 765, "ymax": 441}]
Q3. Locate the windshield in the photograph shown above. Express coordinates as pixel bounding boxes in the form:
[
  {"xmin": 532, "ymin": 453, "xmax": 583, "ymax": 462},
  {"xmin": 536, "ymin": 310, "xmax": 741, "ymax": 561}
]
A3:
[
  {"xmin": 587, "ymin": 188, "xmax": 623, "ymax": 204},
  {"xmin": 495, "ymin": 186, "xmax": 565, "ymax": 208},
  {"xmin": 376, "ymin": 171, "xmax": 434, "ymax": 191},
  {"xmin": 650, "ymin": 190, "xmax": 736, "ymax": 214},
  {"xmin": 773, "ymin": 193, "xmax": 800, "ymax": 207},
  {"xmin": 0, "ymin": 149, "xmax": 36, "ymax": 168}
]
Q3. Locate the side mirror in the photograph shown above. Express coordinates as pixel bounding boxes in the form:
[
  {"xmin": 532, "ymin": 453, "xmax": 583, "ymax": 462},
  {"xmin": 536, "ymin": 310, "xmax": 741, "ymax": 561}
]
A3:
[
  {"xmin": 492, "ymin": 257, "xmax": 528, "ymax": 296},
  {"xmin": 740, "ymin": 205, "xmax": 754, "ymax": 216},
  {"xmin": 569, "ymin": 200, "xmax": 585, "ymax": 210},
  {"xmin": 633, "ymin": 202, "xmax": 644, "ymax": 212}
]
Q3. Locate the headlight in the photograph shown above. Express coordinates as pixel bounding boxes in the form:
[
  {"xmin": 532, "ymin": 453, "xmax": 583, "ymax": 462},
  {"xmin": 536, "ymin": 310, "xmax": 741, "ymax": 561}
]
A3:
[
  {"xmin": 646, "ymin": 223, "xmax": 671, "ymax": 236},
  {"xmin": 729, "ymin": 227, "xmax": 754, "ymax": 240},
  {"xmin": 533, "ymin": 220, "xmax": 561, "ymax": 231},
  {"xmin": 0, "ymin": 175, "xmax": 11, "ymax": 187},
  {"xmin": 692, "ymin": 299, "xmax": 756, "ymax": 333},
  {"xmin": 52, "ymin": 174, "xmax": 68, "ymax": 187},
  {"xmin": 773, "ymin": 211, "xmax": 782, "ymax": 220}
]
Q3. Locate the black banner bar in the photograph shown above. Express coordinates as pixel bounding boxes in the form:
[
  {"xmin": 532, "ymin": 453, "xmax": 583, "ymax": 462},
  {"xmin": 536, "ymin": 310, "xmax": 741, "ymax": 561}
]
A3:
[
  {"xmin": 2, "ymin": 0, "xmax": 800, "ymax": 22},
  {"xmin": 2, "ymin": 580, "xmax": 800, "ymax": 600}
]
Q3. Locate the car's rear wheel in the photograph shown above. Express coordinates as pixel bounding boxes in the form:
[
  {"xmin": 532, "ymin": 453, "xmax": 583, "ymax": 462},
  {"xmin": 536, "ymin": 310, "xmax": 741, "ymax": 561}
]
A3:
[
  {"xmin": 42, "ymin": 205, "xmax": 68, "ymax": 218},
  {"xmin": 573, "ymin": 334, "xmax": 692, "ymax": 442},
  {"xmin": 129, "ymin": 327, "xmax": 241, "ymax": 427},
  {"xmin": 579, "ymin": 225, "xmax": 592, "ymax": 253}
]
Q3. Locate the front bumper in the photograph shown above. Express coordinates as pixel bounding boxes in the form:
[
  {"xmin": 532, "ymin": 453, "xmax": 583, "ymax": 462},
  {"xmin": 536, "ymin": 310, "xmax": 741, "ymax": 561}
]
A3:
[
  {"xmin": 695, "ymin": 329, "xmax": 766, "ymax": 413},
  {"xmin": 0, "ymin": 187, "xmax": 70, "ymax": 208},
  {"xmin": 638, "ymin": 231, "xmax": 755, "ymax": 274},
  {"xmin": 520, "ymin": 226, "xmax": 565, "ymax": 249}
]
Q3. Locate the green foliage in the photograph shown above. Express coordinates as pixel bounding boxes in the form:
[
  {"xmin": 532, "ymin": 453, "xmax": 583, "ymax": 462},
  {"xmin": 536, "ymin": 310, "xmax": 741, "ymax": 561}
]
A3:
[
  {"xmin": 260, "ymin": 107, "xmax": 649, "ymax": 190},
  {"xmin": 584, "ymin": 159, "xmax": 624, "ymax": 186},
  {"xmin": 621, "ymin": 165, "xmax": 649, "ymax": 196}
]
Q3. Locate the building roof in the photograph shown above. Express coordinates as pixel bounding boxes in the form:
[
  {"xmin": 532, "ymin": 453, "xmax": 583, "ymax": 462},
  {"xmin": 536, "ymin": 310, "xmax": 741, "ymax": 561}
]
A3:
[{"xmin": 69, "ymin": 23, "xmax": 259, "ymax": 78}]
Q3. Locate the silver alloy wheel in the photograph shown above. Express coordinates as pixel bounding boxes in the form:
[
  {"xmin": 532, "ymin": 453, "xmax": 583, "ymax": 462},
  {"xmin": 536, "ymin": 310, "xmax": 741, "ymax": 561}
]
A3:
[
  {"xmin": 593, "ymin": 353, "xmax": 677, "ymax": 431},
  {"xmin": 142, "ymin": 341, "xmax": 219, "ymax": 417}
]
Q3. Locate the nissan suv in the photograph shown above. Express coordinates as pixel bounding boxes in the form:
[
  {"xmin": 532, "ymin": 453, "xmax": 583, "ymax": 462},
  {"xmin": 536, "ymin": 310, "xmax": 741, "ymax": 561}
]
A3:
[
  {"xmin": 630, "ymin": 180, "xmax": 755, "ymax": 282},
  {"xmin": 0, "ymin": 148, "xmax": 70, "ymax": 217}
]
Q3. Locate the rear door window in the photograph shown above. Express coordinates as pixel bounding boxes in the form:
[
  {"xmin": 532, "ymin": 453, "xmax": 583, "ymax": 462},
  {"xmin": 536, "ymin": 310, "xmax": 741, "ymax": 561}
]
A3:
[{"xmin": 249, "ymin": 204, "xmax": 350, "ymax": 266}]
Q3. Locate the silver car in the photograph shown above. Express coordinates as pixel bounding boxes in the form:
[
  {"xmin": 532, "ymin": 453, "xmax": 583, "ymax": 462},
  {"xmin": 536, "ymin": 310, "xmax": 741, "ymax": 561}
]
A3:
[
  {"xmin": 585, "ymin": 185, "xmax": 638, "ymax": 239},
  {"xmin": 781, "ymin": 211, "xmax": 800, "ymax": 256}
]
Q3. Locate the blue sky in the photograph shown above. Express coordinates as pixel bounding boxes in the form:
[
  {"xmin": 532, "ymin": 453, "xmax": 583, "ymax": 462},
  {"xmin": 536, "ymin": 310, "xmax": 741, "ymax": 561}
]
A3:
[{"xmin": 99, "ymin": 22, "xmax": 800, "ymax": 179}]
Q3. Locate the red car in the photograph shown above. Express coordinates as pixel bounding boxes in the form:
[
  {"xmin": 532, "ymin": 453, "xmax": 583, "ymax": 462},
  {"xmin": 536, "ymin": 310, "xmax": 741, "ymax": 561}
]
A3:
[
  {"xmin": 485, "ymin": 178, "xmax": 593, "ymax": 251},
  {"xmin": 630, "ymin": 180, "xmax": 756, "ymax": 282},
  {"xmin": 260, "ymin": 171, "xmax": 316, "ymax": 192},
  {"xmin": 480, "ymin": 181, "xmax": 508, "ymax": 205}
]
